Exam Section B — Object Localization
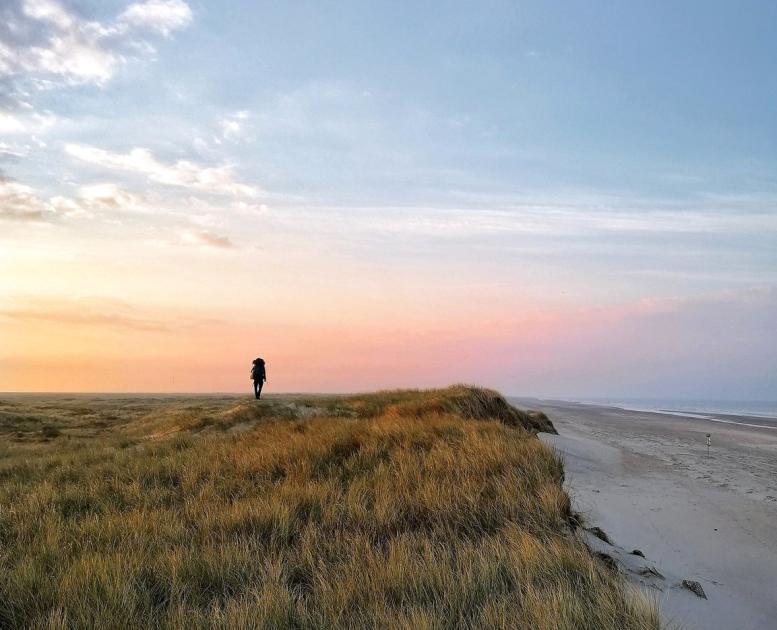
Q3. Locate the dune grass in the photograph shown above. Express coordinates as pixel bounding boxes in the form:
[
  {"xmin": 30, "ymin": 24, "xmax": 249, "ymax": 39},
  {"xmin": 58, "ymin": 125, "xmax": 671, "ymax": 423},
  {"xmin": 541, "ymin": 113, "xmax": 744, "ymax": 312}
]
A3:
[{"xmin": 0, "ymin": 386, "xmax": 658, "ymax": 629}]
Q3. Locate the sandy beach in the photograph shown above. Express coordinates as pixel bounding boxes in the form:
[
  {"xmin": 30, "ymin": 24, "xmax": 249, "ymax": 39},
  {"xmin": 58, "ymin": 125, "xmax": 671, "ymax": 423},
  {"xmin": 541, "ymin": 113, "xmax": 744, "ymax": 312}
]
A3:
[{"xmin": 515, "ymin": 398, "xmax": 777, "ymax": 630}]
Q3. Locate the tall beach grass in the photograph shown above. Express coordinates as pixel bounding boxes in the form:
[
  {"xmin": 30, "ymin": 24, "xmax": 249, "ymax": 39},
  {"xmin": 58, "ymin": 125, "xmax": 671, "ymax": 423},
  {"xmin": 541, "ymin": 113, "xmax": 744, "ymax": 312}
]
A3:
[{"xmin": 0, "ymin": 386, "xmax": 658, "ymax": 628}]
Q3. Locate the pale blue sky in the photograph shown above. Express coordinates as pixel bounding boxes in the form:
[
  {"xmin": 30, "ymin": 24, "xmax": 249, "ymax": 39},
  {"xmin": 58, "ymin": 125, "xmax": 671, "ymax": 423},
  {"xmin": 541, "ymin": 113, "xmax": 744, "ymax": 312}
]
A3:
[
  {"xmin": 25, "ymin": 0, "xmax": 777, "ymax": 195},
  {"xmin": 1, "ymin": 1, "xmax": 776, "ymax": 397}
]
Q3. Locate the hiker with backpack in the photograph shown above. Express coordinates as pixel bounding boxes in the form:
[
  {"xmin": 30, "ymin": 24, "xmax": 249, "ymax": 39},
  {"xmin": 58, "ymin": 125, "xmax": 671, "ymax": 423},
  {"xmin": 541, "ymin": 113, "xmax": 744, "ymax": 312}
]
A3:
[{"xmin": 251, "ymin": 358, "xmax": 266, "ymax": 399}]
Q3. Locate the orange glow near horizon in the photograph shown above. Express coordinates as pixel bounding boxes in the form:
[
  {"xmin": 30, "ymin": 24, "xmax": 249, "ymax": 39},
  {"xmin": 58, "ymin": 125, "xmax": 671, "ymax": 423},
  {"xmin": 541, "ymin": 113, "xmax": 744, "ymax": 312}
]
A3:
[
  {"xmin": 0, "ymin": 305, "xmax": 565, "ymax": 393},
  {"xmin": 1, "ymin": 226, "xmax": 580, "ymax": 392}
]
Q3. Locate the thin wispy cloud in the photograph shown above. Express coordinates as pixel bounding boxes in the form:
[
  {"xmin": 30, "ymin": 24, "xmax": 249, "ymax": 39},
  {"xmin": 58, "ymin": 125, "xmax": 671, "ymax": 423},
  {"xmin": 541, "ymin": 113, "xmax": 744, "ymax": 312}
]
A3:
[
  {"xmin": 0, "ymin": 177, "xmax": 152, "ymax": 221},
  {"xmin": 65, "ymin": 144, "xmax": 259, "ymax": 198},
  {"xmin": 0, "ymin": 110, "xmax": 57, "ymax": 136},
  {"xmin": 275, "ymin": 201, "xmax": 777, "ymax": 239},
  {"xmin": 0, "ymin": 306, "xmax": 170, "ymax": 332},
  {"xmin": 0, "ymin": 295, "xmax": 221, "ymax": 333},
  {"xmin": 118, "ymin": 0, "xmax": 193, "ymax": 37},
  {"xmin": 179, "ymin": 228, "xmax": 235, "ymax": 249},
  {"xmin": 218, "ymin": 110, "xmax": 250, "ymax": 142},
  {"xmin": 0, "ymin": 177, "xmax": 50, "ymax": 221},
  {"xmin": 49, "ymin": 183, "xmax": 147, "ymax": 218}
]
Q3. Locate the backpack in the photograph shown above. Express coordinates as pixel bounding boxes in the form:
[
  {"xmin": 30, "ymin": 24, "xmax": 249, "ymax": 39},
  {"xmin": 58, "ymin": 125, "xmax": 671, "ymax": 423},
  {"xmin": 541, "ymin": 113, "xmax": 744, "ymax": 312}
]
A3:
[{"xmin": 251, "ymin": 358, "xmax": 265, "ymax": 379}]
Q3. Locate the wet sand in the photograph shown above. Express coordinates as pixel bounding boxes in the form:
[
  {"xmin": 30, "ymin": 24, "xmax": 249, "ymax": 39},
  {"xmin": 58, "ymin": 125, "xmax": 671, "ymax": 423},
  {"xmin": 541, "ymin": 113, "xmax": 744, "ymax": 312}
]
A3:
[{"xmin": 513, "ymin": 399, "xmax": 777, "ymax": 630}]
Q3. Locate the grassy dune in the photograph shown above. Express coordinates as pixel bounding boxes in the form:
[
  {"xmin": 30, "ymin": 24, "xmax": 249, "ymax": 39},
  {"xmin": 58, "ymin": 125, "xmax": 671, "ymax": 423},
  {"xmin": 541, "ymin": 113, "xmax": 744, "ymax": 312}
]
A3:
[{"xmin": 0, "ymin": 386, "xmax": 658, "ymax": 629}]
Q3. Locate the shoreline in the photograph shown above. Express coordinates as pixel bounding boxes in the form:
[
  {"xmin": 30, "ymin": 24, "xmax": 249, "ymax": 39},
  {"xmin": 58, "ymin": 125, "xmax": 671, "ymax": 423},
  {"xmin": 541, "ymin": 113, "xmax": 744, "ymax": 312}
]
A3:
[
  {"xmin": 519, "ymin": 396, "xmax": 777, "ymax": 428},
  {"xmin": 519, "ymin": 398, "xmax": 777, "ymax": 630}
]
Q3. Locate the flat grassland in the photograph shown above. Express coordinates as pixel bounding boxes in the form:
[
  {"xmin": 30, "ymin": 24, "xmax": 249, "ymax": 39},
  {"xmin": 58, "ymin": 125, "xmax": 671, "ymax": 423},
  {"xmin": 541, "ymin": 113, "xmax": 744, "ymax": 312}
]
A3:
[{"xmin": 0, "ymin": 387, "xmax": 658, "ymax": 629}]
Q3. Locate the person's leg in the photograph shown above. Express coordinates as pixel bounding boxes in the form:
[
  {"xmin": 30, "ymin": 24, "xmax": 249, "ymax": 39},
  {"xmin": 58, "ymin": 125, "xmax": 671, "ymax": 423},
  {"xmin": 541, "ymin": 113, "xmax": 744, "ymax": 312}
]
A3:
[{"xmin": 256, "ymin": 381, "xmax": 263, "ymax": 399}]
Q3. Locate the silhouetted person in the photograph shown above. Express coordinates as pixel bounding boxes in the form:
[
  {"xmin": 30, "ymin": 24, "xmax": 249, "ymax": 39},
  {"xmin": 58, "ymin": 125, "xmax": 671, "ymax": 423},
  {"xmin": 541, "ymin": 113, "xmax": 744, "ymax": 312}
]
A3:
[{"xmin": 251, "ymin": 357, "xmax": 266, "ymax": 399}]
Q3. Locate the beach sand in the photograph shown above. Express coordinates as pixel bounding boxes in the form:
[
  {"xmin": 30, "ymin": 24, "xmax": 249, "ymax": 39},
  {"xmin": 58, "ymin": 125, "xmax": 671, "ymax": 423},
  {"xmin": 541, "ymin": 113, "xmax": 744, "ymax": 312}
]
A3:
[{"xmin": 513, "ymin": 399, "xmax": 777, "ymax": 630}]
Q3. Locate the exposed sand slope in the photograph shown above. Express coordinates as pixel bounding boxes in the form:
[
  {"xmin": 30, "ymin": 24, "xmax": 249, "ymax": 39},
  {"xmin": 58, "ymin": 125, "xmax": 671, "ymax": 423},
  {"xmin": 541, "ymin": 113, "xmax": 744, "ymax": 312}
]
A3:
[{"xmin": 516, "ymin": 399, "xmax": 777, "ymax": 630}]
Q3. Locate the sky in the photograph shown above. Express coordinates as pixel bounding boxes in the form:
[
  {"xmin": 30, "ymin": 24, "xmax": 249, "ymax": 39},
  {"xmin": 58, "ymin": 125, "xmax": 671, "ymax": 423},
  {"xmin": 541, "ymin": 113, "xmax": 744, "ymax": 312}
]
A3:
[{"xmin": 1, "ymin": 0, "xmax": 776, "ymax": 398}]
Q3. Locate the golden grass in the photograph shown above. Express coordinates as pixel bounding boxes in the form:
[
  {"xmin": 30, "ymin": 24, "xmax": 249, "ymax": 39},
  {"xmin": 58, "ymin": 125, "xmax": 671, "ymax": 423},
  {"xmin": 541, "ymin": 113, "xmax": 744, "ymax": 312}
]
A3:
[{"xmin": 0, "ymin": 386, "xmax": 658, "ymax": 629}]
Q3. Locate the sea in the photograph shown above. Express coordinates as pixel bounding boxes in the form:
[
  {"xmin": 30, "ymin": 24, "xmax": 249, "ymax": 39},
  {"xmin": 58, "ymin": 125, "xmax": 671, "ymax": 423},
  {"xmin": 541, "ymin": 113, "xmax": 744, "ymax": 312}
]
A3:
[{"xmin": 575, "ymin": 398, "xmax": 777, "ymax": 429}]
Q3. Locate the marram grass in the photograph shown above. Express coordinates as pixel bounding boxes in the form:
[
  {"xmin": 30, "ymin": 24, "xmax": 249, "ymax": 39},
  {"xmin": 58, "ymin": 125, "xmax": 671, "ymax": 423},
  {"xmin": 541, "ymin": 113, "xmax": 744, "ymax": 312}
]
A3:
[{"xmin": 0, "ymin": 386, "xmax": 659, "ymax": 629}]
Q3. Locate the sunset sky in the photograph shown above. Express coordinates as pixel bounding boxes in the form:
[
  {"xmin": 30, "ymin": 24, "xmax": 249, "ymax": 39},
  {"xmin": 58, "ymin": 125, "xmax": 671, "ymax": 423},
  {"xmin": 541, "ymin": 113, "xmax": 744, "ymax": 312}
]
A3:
[{"xmin": 2, "ymin": 0, "xmax": 776, "ymax": 397}]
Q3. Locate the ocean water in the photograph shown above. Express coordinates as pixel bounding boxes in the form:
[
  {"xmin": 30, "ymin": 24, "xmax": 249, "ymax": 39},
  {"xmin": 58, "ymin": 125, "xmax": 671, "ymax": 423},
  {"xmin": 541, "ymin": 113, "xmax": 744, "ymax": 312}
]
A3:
[{"xmin": 578, "ymin": 398, "xmax": 777, "ymax": 421}]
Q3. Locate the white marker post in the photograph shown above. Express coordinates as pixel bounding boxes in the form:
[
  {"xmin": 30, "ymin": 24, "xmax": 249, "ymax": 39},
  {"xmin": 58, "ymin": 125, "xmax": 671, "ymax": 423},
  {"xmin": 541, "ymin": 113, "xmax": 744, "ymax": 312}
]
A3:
[{"xmin": 706, "ymin": 433, "xmax": 711, "ymax": 459}]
